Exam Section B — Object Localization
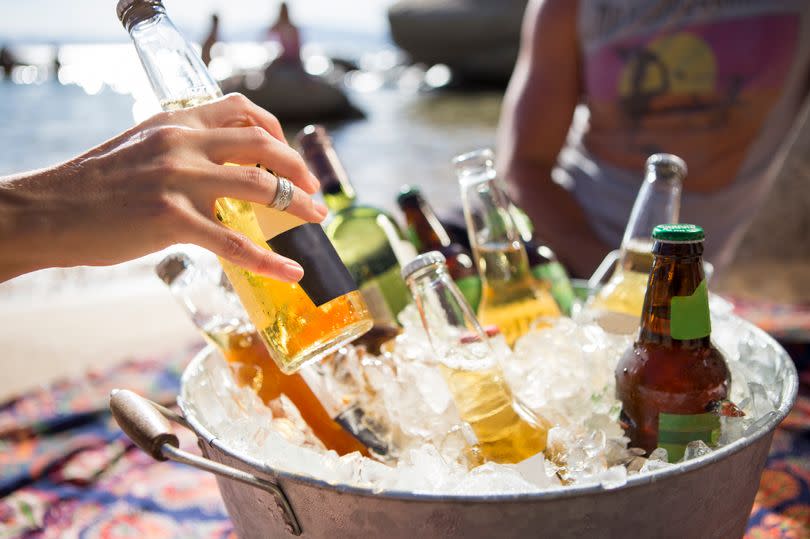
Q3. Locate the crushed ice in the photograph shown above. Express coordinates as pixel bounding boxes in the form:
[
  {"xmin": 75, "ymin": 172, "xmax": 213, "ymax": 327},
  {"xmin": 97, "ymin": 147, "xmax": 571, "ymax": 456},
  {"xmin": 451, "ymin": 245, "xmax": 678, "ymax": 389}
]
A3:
[{"xmin": 181, "ymin": 297, "xmax": 789, "ymax": 495}]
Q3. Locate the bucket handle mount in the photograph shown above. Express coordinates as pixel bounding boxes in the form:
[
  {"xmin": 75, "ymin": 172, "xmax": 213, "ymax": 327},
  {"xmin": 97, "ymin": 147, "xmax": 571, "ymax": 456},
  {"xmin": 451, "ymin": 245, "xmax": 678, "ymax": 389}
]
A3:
[{"xmin": 109, "ymin": 389, "xmax": 302, "ymax": 536}]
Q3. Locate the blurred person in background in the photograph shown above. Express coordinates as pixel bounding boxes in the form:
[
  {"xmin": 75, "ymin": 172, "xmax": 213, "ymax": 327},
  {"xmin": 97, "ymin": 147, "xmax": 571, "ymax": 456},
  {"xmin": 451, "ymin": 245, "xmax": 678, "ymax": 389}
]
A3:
[
  {"xmin": 267, "ymin": 1, "xmax": 303, "ymax": 69},
  {"xmin": 0, "ymin": 94, "xmax": 327, "ymax": 284},
  {"xmin": 201, "ymin": 13, "xmax": 220, "ymax": 67},
  {"xmin": 498, "ymin": 0, "xmax": 810, "ymax": 278}
]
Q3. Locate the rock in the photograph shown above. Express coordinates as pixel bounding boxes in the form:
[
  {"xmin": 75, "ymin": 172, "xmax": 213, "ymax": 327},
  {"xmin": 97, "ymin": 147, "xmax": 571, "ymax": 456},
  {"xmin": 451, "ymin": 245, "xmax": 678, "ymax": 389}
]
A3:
[
  {"xmin": 388, "ymin": 0, "xmax": 528, "ymax": 83},
  {"xmin": 221, "ymin": 64, "xmax": 363, "ymax": 123}
]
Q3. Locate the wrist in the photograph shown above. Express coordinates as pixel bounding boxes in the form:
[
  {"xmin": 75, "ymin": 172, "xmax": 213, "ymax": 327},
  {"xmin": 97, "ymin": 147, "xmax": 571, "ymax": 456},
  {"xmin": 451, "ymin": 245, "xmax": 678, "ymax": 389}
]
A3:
[{"xmin": 0, "ymin": 170, "xmax": 61, "ymax": 281}]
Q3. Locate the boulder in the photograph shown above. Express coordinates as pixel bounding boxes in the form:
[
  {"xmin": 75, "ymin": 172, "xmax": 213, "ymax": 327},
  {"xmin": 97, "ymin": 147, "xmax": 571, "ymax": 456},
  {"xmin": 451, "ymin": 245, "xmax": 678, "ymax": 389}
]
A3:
[
  {"xmin": 221, "ymin": 64, "xmax": 362, "ymax": 123},
  {"xmin": 388, "ymin": 0, "xmax": 528, "ymax": 83}
]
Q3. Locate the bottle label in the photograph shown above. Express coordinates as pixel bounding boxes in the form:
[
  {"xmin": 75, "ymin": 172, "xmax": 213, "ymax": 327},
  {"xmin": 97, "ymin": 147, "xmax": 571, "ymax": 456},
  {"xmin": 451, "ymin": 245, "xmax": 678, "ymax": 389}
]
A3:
[
  {"xmin": 670, "ymin": 279, "xmax": 711, "ymax": 340},
  {"xmin": 455, "ymin": 275, "xmax": 482, "ymax": 312},
  {"xmin": 335, "ymin": 404, "xmax": 390, "ymax": 456},
  {"xmin": 266, "ymin": 223, "xmax": 358, "ymax": 307},
  {"xmin": 658, "ymin": 412, "xmax": 720, "ymax": 462},
  {"xmin": 532, "ymin": 261, "xmax": 575, "ymax": 315}
]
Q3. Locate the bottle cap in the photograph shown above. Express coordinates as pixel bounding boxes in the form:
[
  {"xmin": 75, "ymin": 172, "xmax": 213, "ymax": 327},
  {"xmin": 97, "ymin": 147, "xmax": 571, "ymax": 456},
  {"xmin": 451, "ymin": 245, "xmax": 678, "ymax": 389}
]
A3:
[
  {"xmin": 155, "ymin": 252, "xmax": 191, "ymax": 285},
  {"xmin": 652, "ymin": 224, "xmax": 705, "ymax": 242},
  {"xmin": 116, "ymin": 0, "xmax": 164, "ymax": 25},
  {"xmin": 646, "ymin": 153, "xmax": 687, "ymax": 182},
  {"xmin": 396, "ymin": 185, "xmax": 422, "ymax": 205},
  {"xmin": 295, "ymin": 124, "xmax": 329, "ymax": 153},
  {"xmin": 401, "ymin": 251, "xmax": 446, "ymax": 280}
]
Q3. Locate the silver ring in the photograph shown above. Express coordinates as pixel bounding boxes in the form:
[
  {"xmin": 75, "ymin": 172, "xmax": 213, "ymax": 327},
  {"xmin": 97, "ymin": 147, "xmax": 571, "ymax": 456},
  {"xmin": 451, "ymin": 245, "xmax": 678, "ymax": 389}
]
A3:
[{"xmin": 269, "ymin": 177, "xmax": 294, "ymax": 211}]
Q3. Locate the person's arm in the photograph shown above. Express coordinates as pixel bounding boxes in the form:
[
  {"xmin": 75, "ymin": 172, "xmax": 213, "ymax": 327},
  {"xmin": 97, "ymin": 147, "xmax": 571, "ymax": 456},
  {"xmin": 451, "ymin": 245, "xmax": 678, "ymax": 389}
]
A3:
[
  {"xmin": 497, "ymin": 0, "xmax": 609, "ymax": 278},
  {"xmin": 0, "ymin": 93, "xmax": 326, "ymax": 283}
]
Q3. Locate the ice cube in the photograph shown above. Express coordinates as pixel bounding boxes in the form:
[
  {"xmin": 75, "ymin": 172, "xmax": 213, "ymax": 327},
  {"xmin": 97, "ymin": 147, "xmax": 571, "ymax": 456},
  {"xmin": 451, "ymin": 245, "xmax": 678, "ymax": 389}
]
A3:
[
  {"xmin": 640, "ymin": 458, "xmax": 674, "ymax": 474},
  {"xmin": 682, "ymin": 440, "xmax": 712, "ymax": 461},
  {"xmin": 597, "ymin": 466, "xmax": 628, "ymax": 489}
]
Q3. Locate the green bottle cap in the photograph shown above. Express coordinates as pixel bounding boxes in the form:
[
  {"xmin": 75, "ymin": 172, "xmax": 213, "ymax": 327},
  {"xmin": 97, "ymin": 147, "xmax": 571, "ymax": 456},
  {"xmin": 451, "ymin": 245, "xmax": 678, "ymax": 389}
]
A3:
[{"xmin": 652, "ymin": 224, "xmax": 705, "ymax": 242}]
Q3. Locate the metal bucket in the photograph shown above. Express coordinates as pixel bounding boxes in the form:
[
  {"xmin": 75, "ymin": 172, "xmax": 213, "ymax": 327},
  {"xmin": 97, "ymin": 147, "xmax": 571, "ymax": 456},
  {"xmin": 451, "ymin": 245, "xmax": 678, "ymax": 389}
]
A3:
[{"xmin": 110, "ymin": 315, "xmax": 798, "ymax": 539}]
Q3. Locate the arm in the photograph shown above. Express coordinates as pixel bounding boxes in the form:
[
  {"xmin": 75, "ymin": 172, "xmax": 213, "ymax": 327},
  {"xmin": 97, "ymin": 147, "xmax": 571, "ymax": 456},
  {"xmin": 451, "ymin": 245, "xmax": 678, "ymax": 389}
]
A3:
[
  {"xmin": 0, "ymin": 94, "xmax": 326, "ymax": 283},
  {"xmin": 497, "ymin": 0, "xmax": 610, "ymax": 278}
]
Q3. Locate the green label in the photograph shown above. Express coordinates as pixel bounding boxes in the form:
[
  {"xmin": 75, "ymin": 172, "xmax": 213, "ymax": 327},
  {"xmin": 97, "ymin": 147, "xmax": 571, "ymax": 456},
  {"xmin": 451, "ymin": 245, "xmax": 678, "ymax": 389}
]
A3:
[
  {"xmin": 658, "ymin": 412, "xmax": 720, "ymax": 462},
  {"xmin": 455, "ymin": 275, "xmax": 482, "ymax": 313},
  {"xmin": 532, "ymin": 261, "xmax": 575, "ymax": 316},
  {"xmin": 670, "ymin": 279, "xmax": 711, "ymax": 340}
]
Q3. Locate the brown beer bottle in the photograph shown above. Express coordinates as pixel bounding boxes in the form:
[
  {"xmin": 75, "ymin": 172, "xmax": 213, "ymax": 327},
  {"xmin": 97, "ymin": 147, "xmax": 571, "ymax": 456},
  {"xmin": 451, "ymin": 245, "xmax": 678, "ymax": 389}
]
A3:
[
  {"xmin": 615, "ymin": 224, "xmax": 729, "ymax": 462},
  {"xmin": 397, "ymin": 185, "xmax": 481, "ymax": 311}
]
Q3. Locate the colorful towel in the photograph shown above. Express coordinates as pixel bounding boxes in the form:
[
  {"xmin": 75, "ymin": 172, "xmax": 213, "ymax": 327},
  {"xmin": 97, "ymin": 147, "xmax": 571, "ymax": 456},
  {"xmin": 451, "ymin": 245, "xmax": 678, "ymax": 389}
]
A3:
[{"xmin": 0, "ymin": 343, "xmax": 808, "ymax": 539}]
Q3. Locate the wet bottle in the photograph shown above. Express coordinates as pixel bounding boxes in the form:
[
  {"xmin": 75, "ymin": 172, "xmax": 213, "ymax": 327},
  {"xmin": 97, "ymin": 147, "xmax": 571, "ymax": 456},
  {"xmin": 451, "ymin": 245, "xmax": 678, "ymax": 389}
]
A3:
[
  {"xmin": 396, "ymin": 185, "xmax": 481, "ymax": 311},
  {"xmin": 296, "ymin": 125, "xmax": 411, "ymax": 329},
  {"xmin": 402, "ymin": 251, "xmax": 549, "ymax": 464},
  {"xmin": 588, "ymin": 154, "xmax": 684, "ymax": 334},
  {"xmin": 455, "ymin": 149, "xmax": 560, "ymax": 346},
  {"xmin": 117, "ymin": 0, "xmax": 372, "ymax": 374},
  {"xmin": 155, "ymin": 253, "xmax": 369, "ymax": 457},
  {"xmin": 615, "ymin": 224, "xmax": 730, "ymax": 462}
]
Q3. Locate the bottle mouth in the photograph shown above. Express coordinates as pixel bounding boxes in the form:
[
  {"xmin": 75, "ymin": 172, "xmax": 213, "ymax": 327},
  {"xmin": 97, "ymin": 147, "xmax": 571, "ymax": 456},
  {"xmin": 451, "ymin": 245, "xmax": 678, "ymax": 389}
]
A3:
[
  {"xmin": 452, "ymin": 148, "xmax": 495, "ymax": 180},
  {"xmin": 117, "ymin": 0, "xmax": 165, "ymax": 30},
  {"xmin": 645, "ymin": 153, "xmax": 687, "ymax": 182}
]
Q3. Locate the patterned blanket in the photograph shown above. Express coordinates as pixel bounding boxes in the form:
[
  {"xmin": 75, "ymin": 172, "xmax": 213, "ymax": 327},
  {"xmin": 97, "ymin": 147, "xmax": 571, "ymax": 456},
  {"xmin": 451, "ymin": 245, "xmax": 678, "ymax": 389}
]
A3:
[{"xmin": 0, "ymin": 343, "xmax": 808, "ymax": 539}]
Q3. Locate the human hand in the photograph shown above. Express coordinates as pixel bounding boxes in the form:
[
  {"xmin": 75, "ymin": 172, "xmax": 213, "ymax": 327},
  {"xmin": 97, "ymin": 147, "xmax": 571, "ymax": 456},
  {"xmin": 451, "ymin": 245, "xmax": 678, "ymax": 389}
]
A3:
[{"xmin": 0, "ymin": 94, "xmax": 327, "ymax": 283}]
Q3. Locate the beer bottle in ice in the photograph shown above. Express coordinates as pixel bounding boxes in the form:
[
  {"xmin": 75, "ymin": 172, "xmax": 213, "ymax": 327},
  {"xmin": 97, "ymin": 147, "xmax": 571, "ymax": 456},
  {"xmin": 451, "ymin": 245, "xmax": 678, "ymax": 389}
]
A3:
[
  {"xmin": 396, "ymin": 185, "xmax": 481, "ymax": 311},
  {"xmin": 615, "ymin": 224, "xmax": 729, "ymax": 462},
  {"xmin": 155, "ymin": 253, "xmax": 369, "ymax": 456},
  {"xmin": 588, "ymin": 154, "xmax": 684, "ymax": 333},
  {"xmin": 117, "ymin": 0, "xmax": 372, "ymax": 374},
  {"xmin": 296, "ymin": 125, "xmax": 411, "ymax": 328},
  {"xmin": 505, "ymin": 201, "xmax": 576, "ymax": 316},
  {"xmin": 402, "ymin": 251, "xmax": 549, "ymax": 464},
  {"xmin": 455, "ymin": 149, "xmax": 560, "ymax": 346}
]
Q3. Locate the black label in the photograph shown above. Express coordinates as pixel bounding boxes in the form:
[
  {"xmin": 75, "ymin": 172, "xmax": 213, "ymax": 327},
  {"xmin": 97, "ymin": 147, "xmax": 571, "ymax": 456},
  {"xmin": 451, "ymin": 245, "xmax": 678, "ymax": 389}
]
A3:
[
  {"xmin": 335, "ymin": 404, "xmax": 390, "ymax": 456},
  {"xmin": 266, "ymin": 223, "xmax": 358, "ymax": 307}
]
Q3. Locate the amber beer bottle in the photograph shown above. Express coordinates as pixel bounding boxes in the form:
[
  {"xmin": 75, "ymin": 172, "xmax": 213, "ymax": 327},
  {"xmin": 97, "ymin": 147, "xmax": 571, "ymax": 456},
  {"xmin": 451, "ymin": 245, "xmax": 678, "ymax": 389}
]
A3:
[
  {"xmin": 117, "ymin": 0, "xmax": 372, "ymax": 374},
  {"xmin": 615, "ymin": 224, "xmax": 729, "ymax": 462},
  {"xmin": 396, "ymin": 185, "xmax": 481, "ymax": 311}
]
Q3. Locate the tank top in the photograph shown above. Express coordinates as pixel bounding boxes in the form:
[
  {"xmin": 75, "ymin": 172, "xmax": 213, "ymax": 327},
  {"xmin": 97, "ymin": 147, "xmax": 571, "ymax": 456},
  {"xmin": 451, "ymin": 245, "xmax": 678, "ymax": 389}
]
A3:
[{"xmin": 558, "ymin": 0, "xmax": 810, "ymax": 272}]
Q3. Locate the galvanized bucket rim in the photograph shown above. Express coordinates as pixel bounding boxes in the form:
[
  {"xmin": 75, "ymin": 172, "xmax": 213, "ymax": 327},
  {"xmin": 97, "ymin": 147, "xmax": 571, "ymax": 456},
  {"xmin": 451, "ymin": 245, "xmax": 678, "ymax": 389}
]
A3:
[{"xmin": 178, "ymin": 314, "xmax": 798, "ymax": 503}]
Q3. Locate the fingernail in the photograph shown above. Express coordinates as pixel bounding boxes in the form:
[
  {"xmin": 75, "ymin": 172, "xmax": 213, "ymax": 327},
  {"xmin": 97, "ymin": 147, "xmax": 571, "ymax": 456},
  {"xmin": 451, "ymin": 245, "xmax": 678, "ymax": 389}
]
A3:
[
  {"xmin": 309, "ymin": 173, "xmax": 322, "ymax": 191},
  {"xmin": 314, "ymin": 202, "xmax": 329, "ymax": 219},
  {"xmin": 282, "ymin": 261, "xmax": 304, "ymax": 282}
]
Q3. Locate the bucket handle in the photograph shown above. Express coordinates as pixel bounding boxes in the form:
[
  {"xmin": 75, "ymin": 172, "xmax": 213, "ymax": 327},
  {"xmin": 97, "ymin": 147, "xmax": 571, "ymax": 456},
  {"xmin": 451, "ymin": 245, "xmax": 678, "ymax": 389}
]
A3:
[{"xmin": 109, "ymin": 389, "xmax": 302, "ymax": 536}]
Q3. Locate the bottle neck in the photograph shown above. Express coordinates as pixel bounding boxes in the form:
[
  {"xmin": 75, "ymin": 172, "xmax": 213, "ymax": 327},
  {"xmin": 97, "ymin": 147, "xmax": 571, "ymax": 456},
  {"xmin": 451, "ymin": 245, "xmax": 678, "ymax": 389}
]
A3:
[
  {"xmin": 128, "ymin": 11, "xmax": 221, "ymax": 108},
  {"xmin": 620, "ymin": 170, "xmax": 682, "ymax": 254},
  {"xmin": 300, "ymin": 141, "xmax": 356, "ymax": 213},
  {"xmin": 399, "ymin": 194, "xmax": 451, "ymax": 251},
  {"xmin": 637, "ymin": 242, "xmax": 710, "ymax": 348},
  {"xmin": 406, "ymin": 263, "xmax": 493, "ymax": 367},
  {"xmin": 164, "ymin": 262, "xmax": 250, "ymax": 337}
]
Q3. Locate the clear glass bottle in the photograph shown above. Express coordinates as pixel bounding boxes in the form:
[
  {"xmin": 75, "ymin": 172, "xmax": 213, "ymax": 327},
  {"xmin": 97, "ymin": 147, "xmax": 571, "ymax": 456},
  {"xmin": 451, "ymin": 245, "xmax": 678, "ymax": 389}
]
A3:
[
  {"xmin": 402, "ymin": 251, "xmax": 548, "ymax": 464},
  {"xmin": 455, "ymin": 149, "xmax": 560, "ymax": 346},
  {"xmin": 396, "ymin": 184, "xmax": 481, "ymax": 311},
  {"xmin": 118, "ymin": 0, "xmax": 372, "ymax": 373},
  {"xmin": 296, "ymin": 125, "xmax": 411, "ymax": 328},
  {"xmin": 588, "ymin": 154, "xmax": 685, "ymax": 334},
  {"xmin": 155, "ymin": 252, "xmax": 370, "ymax": 456}
]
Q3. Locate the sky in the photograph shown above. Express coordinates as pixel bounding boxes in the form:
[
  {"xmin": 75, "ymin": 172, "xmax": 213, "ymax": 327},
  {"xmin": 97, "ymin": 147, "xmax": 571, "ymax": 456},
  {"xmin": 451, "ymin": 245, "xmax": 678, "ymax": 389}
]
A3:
[{"xmin": 0, "ymin": 0, "xmax": 393, "ymax": 43}]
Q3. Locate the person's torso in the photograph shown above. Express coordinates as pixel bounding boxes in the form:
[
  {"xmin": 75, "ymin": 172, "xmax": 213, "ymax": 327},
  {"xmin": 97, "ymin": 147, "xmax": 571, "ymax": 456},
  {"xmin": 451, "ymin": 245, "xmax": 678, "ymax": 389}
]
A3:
[{"xmin": 578, "ymin": 0, "xmax": 810, "ymax": 193}]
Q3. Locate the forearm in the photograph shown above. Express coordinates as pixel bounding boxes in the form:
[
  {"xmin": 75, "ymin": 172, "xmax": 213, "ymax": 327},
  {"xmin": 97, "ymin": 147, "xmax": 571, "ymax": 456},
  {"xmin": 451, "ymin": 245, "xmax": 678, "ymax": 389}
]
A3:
[
  {"xmin": 0, "ymin": 171, "xmax": 54, "ymax": 282},
  {"xmin": 506, "ymin": 158, "xmax": 610, "ymax": 278}
]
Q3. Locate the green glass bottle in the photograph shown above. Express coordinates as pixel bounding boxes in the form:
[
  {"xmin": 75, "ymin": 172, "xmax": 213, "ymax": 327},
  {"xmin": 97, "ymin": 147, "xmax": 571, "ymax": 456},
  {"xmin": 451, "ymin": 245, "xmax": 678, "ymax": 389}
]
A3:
[{"xmin": 297, "ymin": 125, "xmax": 411, "ymax": 327}]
